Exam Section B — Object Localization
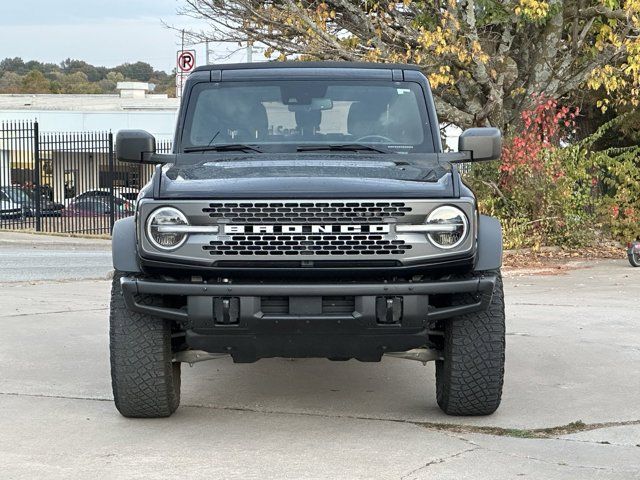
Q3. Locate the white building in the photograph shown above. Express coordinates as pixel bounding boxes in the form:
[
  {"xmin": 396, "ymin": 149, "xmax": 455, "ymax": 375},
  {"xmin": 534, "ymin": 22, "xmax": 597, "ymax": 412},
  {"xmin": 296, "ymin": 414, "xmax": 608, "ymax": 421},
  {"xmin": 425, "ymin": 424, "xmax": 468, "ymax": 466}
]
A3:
[
  {"xmin": 0, "ymin": 84, "xmax": 178, "ymax": 202},
  {"xmin": 0, "ymin": 82, "xmax": 179, "ymax": 140}
]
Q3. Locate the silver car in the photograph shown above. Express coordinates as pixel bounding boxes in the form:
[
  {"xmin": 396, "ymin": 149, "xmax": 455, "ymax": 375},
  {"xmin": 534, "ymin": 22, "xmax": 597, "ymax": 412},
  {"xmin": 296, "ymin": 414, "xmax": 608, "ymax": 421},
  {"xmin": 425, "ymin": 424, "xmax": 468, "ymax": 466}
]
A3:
[{"xmin": 0, "ymin": 192, "xmax": 22, "ymax": 219}]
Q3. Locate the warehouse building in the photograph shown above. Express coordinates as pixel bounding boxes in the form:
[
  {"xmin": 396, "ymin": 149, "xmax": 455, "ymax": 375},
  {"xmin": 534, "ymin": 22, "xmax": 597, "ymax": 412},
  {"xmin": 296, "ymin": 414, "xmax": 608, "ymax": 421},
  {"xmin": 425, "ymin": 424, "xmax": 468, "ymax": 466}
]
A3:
[{"xmin": 0, "ymin": 82, "xmax": 179, "ymax": 139}]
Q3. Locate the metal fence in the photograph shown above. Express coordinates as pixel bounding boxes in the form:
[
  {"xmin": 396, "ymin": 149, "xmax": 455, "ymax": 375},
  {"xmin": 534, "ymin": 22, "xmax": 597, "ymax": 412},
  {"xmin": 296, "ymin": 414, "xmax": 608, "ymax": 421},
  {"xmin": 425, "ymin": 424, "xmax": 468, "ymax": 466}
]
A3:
[{"xmin": 0, "ymin": 121, "xmax": 172, "ymax": 236}]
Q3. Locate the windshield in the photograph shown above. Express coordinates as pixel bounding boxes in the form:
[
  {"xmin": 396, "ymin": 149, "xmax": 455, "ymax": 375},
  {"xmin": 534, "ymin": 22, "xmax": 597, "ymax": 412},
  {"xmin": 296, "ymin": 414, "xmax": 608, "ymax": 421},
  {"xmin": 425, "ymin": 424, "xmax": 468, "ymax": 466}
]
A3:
[
  {"xmin": 3, "ymin": 187, "xmax": 31, "ymax": 203},
  {"xmin": 181, "ymin": 80, "xmax": 433, "ymax": 154}
]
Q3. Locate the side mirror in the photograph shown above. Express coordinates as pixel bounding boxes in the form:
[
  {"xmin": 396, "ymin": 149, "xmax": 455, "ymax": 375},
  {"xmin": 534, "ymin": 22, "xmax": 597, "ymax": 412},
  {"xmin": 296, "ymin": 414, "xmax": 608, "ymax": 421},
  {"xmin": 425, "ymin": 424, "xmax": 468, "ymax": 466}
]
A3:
[
  {"xmin": 458, "ymin": 127, "xmax": 502, "ymax": 161},
  {"xmin": 116, "ymin": 130, "xmax": 156, "ymax": 163}
]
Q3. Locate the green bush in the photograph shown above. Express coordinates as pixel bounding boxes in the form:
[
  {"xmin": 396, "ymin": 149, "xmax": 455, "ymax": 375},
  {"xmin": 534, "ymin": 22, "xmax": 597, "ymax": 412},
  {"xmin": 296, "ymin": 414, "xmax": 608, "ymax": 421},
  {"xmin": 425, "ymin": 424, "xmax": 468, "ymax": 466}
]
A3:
[{"xmin": 465, "ymin": 105, "xmax": 640, "ymax": 249}]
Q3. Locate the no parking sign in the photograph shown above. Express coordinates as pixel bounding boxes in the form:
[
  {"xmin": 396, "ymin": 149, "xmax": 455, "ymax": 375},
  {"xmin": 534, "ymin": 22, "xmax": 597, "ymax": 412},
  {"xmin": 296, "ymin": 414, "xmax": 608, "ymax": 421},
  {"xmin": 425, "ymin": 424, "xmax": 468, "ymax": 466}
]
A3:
[
  {"xmin": 177, "ymin": 50, "xmax": 196, "ymax": 73},
  {"xmin": 176, "ymin": 50, "xmax": 196, "ymax": 98}
]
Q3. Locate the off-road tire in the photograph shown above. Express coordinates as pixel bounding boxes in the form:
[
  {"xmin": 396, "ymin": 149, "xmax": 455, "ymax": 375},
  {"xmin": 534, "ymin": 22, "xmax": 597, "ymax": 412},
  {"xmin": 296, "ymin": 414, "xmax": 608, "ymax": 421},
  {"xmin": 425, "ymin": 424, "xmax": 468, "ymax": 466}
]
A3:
[
  {"xmin": 110, "ymin": 271, "xmax": 181, "ymax": 418},
  {"xmin": 435, "ymin": 270, "xmax": 505, "ymax": 415}
]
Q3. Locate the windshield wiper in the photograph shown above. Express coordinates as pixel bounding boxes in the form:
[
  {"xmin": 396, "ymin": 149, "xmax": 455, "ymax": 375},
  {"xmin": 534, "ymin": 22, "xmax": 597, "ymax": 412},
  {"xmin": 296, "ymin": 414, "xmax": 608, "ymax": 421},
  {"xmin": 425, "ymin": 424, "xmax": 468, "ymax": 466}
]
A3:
[
  {"xmin": 297, "ymin": 144, "xmax": 387, "ymax": 154},
  {"xmin": 184, "ymin": 144, "xmax": 262, "ymax": 153}
]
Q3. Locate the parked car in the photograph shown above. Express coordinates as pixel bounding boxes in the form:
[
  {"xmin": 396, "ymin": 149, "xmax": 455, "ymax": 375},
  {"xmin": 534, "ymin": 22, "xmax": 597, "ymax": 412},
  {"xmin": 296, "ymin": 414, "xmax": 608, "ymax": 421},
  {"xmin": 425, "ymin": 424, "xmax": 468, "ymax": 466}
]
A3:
[
  {"xmin": 0, "ymin": 185, "xmax": 64, "ymax": 217},
  {"xmin": 114, "ymin": 187, "xmax": 140, "ymax": 205},
  {"xmin": 72, "ymin": 189, "xmax": 137, "ymax": 209},
  {"xmin": 110, "ymin": 61, "xmax": 505, "ymax": 419},
  {"xmin": 628, "ymin": 239, "xmax": 640, "ymax": 267},
  {"xmin": 0, "ymin": 193, "xmax": 22, "ymax": 220},
  {"xmin": 64, "ymin": 197, "xmax": 134, "ymax": 217}
]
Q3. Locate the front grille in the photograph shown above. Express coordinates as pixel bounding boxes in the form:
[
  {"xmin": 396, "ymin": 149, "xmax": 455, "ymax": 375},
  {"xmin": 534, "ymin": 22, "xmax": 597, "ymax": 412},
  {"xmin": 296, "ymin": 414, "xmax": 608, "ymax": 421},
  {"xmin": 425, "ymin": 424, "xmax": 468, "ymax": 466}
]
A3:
[
  {"xmin": 202, "ymin": 201, "xmax": 412, "ymax": 224},
  {"xmin": 203, "ymin": 234, "xmax": 412, "ymax": 256},
  {"xmin": 140, "ymin": 198, "xmax": 475, "ymax": 265}
]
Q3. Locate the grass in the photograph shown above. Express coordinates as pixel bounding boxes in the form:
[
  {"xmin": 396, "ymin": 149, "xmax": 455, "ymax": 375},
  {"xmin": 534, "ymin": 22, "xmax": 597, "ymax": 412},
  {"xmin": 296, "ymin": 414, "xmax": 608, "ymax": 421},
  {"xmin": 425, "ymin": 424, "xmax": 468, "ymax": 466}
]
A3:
[{"xmin": 420, "ymin": 419, "xmax": 640, "ymax": 440}]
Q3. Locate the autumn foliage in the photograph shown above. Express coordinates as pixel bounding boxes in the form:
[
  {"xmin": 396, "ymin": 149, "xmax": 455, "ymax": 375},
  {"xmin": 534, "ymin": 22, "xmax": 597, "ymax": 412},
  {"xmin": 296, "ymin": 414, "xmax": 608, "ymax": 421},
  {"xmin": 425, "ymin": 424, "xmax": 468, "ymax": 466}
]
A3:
[
  {"xmin": 500, "ymin": 97, "xmax": 579, "ymax": 180},
  {"xmin": 181, "ymin": 0, "xmax": 640, "ymax": 129},
  {"xmin": 468, "ymin": 96, "xmax": 640, "ymax": 248}
]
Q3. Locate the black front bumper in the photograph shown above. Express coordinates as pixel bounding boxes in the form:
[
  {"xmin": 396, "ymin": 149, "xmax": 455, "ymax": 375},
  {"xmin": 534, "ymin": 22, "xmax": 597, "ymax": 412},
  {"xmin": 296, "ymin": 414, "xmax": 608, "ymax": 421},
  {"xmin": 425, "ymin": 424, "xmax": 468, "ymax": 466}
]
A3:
[{"xmin": 120, "ymin": 275, "xmax": 496, "ymax": 362}]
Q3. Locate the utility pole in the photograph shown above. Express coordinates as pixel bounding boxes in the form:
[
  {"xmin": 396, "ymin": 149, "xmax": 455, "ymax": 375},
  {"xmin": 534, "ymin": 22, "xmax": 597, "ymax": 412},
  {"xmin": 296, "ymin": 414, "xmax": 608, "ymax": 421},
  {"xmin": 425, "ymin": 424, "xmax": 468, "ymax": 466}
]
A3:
[{"xmin": 246, "ymin": 43, "xmax": 253, "ymax": 63}]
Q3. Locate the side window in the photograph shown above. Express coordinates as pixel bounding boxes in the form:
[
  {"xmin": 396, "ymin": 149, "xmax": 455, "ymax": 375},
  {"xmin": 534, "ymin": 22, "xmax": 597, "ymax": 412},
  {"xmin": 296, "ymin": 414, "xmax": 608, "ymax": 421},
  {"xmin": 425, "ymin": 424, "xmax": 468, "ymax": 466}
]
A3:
[
  {"xmin": 95, "ymin": 202, "xmax": 109, "ymax": 214},
  {"xmin": 75, "ymin": 199, "xmax": 90, "ymax": 209},
  {"xmin": 84, "ymin": 200, "xmax": 108, "ymax": 214}
]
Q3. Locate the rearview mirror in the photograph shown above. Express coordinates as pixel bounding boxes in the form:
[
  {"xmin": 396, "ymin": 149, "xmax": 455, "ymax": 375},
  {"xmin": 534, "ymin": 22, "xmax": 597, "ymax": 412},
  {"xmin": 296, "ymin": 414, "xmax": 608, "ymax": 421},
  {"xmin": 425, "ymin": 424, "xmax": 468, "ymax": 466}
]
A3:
[
  {"xmin": 288, "ymin": 98, "xmax": 334, "ymax": 112},
  {"xmin": 458, "ymin": 128, "xmax": 502, "ymax": 162},
  {"xmin": 116, "ymin": 130, "xmax": 156, "ymax": 164}
]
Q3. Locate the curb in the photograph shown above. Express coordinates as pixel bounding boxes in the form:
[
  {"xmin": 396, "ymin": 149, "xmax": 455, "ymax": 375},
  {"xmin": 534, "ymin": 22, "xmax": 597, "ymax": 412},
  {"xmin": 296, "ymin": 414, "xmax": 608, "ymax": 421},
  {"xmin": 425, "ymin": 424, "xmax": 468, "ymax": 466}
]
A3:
[{"xmin": 0, "ymin": 230, "xmax": 111, "ymax": 246}]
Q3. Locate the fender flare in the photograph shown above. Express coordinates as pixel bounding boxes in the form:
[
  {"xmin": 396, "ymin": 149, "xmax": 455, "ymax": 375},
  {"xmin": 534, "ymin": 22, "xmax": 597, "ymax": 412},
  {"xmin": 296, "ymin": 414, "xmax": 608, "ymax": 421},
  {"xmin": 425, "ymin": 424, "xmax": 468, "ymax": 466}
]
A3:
[
  {"xmin": 112, "ymin": 216, "xmax": 141, "ymax": 273},
  {"xmin": 474, "ymin": 215, "xmax": 503, "ymax": 272}
]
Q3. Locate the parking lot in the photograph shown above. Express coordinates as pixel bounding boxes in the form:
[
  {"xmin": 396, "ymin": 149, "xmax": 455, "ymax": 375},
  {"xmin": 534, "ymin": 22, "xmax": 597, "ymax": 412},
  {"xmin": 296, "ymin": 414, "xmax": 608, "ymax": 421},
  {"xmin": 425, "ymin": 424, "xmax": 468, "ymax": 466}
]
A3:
[{"xmin": 0, "ymin": 231, "xmax": 638, "ymax": 479}]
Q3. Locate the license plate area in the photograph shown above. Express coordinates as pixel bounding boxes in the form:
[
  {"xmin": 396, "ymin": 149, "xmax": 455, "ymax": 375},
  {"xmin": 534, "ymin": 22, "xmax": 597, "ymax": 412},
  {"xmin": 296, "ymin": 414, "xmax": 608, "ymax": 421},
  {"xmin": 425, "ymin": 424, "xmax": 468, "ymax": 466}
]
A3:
[
  {"xmin": 261, "ymin": 296, "xmax": 356, "ymax": 317},
  {"xmin": 187, "ymin": 295, "xmax": 428, "ymax": 332}
]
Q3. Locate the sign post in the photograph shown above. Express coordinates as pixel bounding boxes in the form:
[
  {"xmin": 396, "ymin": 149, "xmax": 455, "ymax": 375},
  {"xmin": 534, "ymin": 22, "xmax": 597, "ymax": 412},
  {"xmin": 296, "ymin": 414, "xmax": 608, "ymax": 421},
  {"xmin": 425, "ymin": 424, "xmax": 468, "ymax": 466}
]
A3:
[{"xmin": 176, "ymin": 50, "xmax": 196, "ymax": 98}]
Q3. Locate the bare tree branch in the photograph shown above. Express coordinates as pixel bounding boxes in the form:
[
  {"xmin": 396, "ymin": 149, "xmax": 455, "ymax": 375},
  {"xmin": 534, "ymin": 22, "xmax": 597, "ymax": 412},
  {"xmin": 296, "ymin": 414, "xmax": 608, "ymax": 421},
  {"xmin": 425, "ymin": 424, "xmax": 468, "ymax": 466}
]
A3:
[{"xmin": 177, "ymin": 0, "xmax": 640, "ymax": 129}]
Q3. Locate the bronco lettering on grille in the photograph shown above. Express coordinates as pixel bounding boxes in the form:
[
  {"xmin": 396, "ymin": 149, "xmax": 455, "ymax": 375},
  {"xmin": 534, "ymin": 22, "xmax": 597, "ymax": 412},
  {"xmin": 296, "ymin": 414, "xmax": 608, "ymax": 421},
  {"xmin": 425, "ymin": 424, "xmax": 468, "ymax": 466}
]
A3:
[{"xmin": 223, "ymin": 225, "xmax": 391, "ymax": 234}]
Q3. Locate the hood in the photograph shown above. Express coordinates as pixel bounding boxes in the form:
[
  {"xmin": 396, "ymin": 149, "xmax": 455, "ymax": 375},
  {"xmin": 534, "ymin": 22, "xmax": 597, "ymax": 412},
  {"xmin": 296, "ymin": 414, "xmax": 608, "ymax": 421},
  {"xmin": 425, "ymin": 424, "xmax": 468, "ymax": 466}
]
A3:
[{"xmin": 158, "ymin": 154, "xmax": 457, "ymax": 199}]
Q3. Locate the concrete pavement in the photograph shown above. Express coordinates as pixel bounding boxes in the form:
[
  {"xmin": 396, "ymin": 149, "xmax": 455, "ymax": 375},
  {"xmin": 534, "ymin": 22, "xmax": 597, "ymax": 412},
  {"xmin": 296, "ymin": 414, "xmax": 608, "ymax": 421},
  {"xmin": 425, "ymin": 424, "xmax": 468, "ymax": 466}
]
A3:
[
  {"xmin": 0, "ymin": 232, "xmax": 638, "ymax": 479},
  {"xmin": 0, "ymin": 231, "xmax": 111, "ymax": 282}
]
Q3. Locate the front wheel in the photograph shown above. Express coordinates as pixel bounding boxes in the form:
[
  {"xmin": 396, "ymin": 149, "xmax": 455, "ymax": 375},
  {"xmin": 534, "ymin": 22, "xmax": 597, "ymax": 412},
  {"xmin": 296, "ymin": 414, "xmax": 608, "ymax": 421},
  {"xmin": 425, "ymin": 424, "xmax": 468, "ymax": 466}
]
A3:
[
  {"xmin": 629, "ymin": 245, "xmax": 640, "ymax": 267},
  {"xmin": 109, "ymin": 271, "xmax": 181, "ymax": 418},
  {"xmin": 435, "ymin": 271, "xmax": 506, "ymax": 415}
]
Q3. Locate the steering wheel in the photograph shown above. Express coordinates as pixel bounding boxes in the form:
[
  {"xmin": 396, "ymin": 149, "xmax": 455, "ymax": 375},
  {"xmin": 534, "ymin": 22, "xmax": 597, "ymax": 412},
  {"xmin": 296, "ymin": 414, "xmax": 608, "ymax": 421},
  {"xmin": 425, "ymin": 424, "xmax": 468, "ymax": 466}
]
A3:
[{"xmin": 355, "ymin": 135, "xmax": 394, "ymax": 143}]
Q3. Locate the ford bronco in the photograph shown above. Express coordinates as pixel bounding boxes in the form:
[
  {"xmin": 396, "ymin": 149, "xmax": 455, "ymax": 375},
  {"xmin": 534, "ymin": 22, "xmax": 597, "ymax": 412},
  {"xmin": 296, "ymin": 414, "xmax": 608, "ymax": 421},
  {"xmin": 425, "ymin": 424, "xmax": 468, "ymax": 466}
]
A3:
[{"xmin": 111, "ymin": 62, "xmax": 505, "ymax": 418}]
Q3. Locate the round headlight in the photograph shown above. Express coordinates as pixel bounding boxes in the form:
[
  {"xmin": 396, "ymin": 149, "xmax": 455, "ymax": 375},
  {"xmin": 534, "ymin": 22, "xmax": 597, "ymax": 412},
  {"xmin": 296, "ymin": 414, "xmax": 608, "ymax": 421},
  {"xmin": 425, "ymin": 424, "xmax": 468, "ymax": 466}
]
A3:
[
  {"xmin": 426, "ymin": 206, "xmax": 468, "ymax": 249},
  {"xmin": 146, "ymin": 207, "xmax": 189, "ymax": 250}
]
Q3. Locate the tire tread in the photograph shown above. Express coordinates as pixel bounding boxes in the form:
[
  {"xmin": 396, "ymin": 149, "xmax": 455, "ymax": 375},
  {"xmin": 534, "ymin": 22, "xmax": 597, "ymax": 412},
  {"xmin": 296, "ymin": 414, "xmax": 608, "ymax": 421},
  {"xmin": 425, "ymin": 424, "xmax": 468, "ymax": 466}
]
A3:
[
  {"xmin": 109, "ymin": 271, "xmax": 180, "ymax": 418},
  {"xmin": 436, "ymin": 270, "xmax": 505, "ymax": 416}
]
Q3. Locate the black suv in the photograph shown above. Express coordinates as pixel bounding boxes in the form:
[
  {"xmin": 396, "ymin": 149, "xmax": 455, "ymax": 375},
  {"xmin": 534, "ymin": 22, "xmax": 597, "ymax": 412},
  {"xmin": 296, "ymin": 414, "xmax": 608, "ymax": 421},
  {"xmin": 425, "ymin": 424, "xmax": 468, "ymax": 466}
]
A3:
[{"xmin": 111, "ymin": 62, "xmax": 505, "ymax": 418}]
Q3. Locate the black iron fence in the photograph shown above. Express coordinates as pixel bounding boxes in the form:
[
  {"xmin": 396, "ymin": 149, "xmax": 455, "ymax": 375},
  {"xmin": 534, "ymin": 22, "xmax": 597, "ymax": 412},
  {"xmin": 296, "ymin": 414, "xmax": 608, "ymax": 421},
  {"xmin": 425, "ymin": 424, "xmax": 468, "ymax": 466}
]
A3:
[{"xmin": 0, "ymin": 121, "xmax": 172, "ymax": 235}]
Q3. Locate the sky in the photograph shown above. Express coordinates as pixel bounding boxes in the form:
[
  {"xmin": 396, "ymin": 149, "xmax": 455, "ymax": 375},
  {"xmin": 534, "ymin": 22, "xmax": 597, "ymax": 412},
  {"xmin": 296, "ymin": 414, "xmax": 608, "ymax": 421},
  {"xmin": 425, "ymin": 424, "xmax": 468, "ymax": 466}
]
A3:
[{"xmin": 0, "ymin": 0, "xmax": 260, "ymax": 72}]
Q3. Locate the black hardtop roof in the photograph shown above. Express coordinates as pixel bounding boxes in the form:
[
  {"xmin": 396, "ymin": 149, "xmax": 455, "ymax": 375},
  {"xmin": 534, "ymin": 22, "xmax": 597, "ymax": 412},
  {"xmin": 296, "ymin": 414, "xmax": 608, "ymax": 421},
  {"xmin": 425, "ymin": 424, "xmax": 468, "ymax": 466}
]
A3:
[{"xmin": 193, "ymin": 61, "xmax": 422, "ymax": 73}]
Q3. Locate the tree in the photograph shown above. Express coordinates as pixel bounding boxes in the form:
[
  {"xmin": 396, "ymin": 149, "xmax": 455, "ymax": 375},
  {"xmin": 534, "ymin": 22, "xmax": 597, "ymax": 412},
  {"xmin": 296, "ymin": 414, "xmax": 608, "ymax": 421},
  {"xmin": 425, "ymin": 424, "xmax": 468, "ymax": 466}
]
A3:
[
  {"xmin": 179, "ymin": 1, "xmax": 640, "ymax": 129},
  {"xmin": 96, "ymin": 71, "xmax": 126, "ymax": 93},
  {"xmin": 114, "ymin": 62, "xmax": 155, "ymax": 82},
  {"xmin": 0, "ymin": 57, "xmax": 27, "ymax": 75},
  {"xmin": 61, "ymin": 58, "xmax": 102, "ymax": 82},
  {"xmin": 0, "ymin": 58, "xmax": 173, "ymax": 95},
  {"xmin": 0, "ymin": 72, "xmax": 22, "ymax": 93},
  {"xmin": 21, "ymin": 70, "xmax": 51, "ymax": 93},
  {"xmin": 58, "ymin": 71, "xmax": 101, "ymax": 94}
]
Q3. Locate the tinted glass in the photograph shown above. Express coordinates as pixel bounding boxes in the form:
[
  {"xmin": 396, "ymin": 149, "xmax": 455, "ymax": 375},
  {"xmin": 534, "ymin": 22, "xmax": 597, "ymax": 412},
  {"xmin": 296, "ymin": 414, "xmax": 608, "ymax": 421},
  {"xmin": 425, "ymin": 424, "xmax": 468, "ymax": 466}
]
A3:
[
  {"xmin": 78, "ymin": 200, "xmax": 107, "ymax": 213},
  {"xmin": 182, "ymin": 81, "xmax": 432, "ymax": 154},
  {"xmin": 3, "ymin": 187, "xmax": 30, "ymax": 203}
]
